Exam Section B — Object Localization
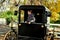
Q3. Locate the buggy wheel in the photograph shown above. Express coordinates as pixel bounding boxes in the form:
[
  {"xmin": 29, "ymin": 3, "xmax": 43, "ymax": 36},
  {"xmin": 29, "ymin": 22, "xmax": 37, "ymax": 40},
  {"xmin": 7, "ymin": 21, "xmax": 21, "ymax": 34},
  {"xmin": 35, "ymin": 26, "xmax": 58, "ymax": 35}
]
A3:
[{"xmin": 5, "ymin": 31, "xmax": 17, "ymax": 40}]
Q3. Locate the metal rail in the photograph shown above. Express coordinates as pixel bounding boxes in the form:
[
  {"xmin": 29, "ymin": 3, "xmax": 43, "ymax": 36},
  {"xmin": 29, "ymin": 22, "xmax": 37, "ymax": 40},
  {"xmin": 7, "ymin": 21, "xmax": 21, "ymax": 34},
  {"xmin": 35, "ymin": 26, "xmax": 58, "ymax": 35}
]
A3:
[{"xmin": 50, "ymin": 24, "xmax": 60, "ymax": 26}]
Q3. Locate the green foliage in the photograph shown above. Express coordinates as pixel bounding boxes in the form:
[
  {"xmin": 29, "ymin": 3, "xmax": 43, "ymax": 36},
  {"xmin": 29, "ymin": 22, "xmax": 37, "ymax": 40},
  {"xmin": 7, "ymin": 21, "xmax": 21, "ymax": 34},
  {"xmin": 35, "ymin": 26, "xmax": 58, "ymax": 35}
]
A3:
[
  {"xmin": 0, "ymin": 11, "xmax": 17, "ymax": 25},
  {"xmin": 6, "ymin": 11, "xmax": 13, "ymax": 15}
]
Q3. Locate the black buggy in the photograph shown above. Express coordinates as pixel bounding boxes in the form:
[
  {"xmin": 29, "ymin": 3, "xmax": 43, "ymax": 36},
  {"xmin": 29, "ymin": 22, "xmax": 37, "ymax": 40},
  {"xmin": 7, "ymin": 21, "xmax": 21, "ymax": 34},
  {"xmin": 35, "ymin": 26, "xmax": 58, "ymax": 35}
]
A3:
[{"xmin": 18, "ymin": 5, "xmax": 50, "ymax": 40}]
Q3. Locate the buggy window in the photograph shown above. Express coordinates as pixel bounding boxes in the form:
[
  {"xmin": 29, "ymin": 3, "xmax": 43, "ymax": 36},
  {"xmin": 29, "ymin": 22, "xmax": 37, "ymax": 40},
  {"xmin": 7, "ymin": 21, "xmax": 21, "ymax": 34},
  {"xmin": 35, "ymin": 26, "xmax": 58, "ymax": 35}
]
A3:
[{"xmin": 19, "ymin": 5, "xmax": 46, "ymax": 23}]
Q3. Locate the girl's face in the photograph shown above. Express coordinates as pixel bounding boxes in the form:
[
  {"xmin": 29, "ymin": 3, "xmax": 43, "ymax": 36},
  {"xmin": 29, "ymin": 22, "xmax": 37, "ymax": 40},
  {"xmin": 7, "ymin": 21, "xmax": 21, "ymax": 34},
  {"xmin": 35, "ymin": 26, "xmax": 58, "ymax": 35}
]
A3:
[{"xmin": 28, "ymin": 11, "xmax": 32, "ymax": 15}]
